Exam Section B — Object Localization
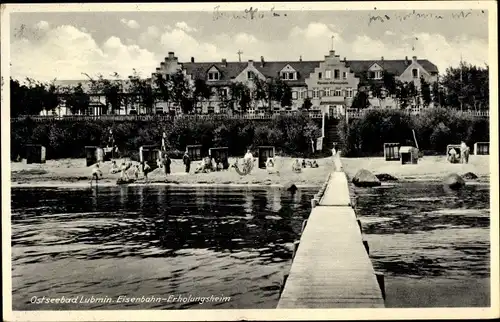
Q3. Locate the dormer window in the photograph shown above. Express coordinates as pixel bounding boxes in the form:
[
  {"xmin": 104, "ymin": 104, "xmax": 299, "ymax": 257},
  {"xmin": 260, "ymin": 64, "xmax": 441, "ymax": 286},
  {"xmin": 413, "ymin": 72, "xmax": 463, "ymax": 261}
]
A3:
[
  {"xmin": 325, "ymin": 70, "xmax": 332, "ymax": 79},
  {"xmin": 281, "ymin": 72, "xmax": 296, "ymax": 80},
  {"xmin": 412, "ymin": 68, "xmax": 419, "ymax": 78},
  {"xmin": 369, "ymin": 71, "xmax": 383, "ymax": 79},
  {"xmin": 208, "ymin": 72, "xmax": 220, "ymax": 81}
]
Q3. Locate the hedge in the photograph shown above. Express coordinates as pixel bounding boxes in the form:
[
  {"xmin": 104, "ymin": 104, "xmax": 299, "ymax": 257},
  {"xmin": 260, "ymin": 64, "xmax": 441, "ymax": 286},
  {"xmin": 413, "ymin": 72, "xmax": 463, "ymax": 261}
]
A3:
[
  {"xmin": 337, "ymin": 108, "xmax": 490, "ymax": 157},
  {"xmin": 10, "ymin": 115, "xmax": 322, "ymax": 160}
]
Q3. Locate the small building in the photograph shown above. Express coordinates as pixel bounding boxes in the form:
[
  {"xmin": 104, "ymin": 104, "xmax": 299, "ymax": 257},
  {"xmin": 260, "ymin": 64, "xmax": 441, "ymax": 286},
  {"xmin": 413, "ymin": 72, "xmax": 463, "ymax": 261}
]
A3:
[
  {"xmin": 26, "ymin": 144, "xmax": 46, "ymax": 164},
  {"xmin": 383, "ymin": 143, "xmax": 400, "ymax": 161},
  {"xmin": 186, "ymin": 145, "xmax": 203, "ymax": 161},
  {"xmin": 209, "ymin": 147, "xmax": 229, "ymax": 169},
  {"xmin": 85, "ymin": 146, "xmax": 103, "ymax": 166},
  {"xmin": 139, "ymin": 145, "xmax": 161, "ymax": 171},
  {"xmin": 400, "ymin": 146, "xmax": 418, "ymax": 165},
  {"xmin": 474, "ymin": 142, "xmax": 489, "ymax": 155},
  {"xmin": 258, "ymin": 146, "xmax": 275, "ymax": 169}
]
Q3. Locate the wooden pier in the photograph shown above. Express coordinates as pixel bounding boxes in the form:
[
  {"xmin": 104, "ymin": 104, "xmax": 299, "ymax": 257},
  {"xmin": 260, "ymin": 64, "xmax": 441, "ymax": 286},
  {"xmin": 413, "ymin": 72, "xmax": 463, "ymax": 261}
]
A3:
[{"xmin": 277, "ymin": 156, "xmax": 385, "ymax": 308}]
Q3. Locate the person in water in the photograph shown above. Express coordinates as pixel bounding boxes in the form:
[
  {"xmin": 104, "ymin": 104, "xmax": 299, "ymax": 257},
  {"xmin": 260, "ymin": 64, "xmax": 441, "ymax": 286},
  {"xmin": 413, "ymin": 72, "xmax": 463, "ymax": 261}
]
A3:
[
  {"xmin": 183, "ymin": 150, "xmax": 191, "ymax": 173},
  {"xmin": 90, "ymin": 163, "xmax": 103, "ymax": 186}
]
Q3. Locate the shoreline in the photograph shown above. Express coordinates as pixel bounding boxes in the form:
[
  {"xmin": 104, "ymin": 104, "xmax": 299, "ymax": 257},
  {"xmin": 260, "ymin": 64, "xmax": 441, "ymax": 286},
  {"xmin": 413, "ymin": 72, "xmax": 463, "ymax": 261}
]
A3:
[{"xmin": 10, "ymin": 155, "xmax": 490, "ymax": 189}]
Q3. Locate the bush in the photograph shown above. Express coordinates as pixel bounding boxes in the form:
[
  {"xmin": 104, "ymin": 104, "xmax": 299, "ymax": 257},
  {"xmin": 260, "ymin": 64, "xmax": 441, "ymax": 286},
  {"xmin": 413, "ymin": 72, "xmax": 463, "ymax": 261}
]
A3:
[
  {"xmin": 337, "ymin": 108, "xmax": 489, "ymax": 156},
  {"xmin": 10, "ymin": 115, "xmax": 321, "ymax": 159}
]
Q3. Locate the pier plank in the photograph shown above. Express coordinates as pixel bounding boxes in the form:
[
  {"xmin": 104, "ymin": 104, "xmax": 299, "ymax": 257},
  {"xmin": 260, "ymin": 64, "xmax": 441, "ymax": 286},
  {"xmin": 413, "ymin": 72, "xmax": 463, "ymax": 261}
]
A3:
[
  {"xmin": 319, "ymin": 172, "xmax": 351, "ymax": 206},
  {"xmin": 278, "ymin": 187, "xmax": 385, "ymax": 308}
]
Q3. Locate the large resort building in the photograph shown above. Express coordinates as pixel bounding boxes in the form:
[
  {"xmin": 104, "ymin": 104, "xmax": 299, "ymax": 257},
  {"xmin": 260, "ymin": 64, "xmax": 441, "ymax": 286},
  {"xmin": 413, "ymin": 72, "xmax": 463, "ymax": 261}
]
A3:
[{"xmin": 51, "ymin": 49, "xmax": 439, "ymax": 116}]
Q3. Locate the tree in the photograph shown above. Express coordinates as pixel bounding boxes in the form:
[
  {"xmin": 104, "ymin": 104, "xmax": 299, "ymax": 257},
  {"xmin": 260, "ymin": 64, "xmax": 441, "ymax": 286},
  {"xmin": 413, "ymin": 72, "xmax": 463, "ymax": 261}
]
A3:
[
  {"xmin": 420, "ymin": 77, "xmax": 432, "ymax": 107},
  {"xmin": 153, "ymin": 73, "xmax": 173, "ymax": 114},
  {"xmin": 65, "ymin": 83, "xmax": 90, "ymax": 115},
  {"xmin": 42, "ymin": 80, "xmax": 62, "ymax": 115},
  {"xmin": 84, "ymin": 72, "xmax": 124, "ymax": 115},
  {"xmin": 440, "ymin": 62, "xmax": 489, "ymax": 110},
  {"xmin": 252, "ymin": 77, "xmax": 270, "ymax": 111},
  {"xmin": 127, "ymin": 70, "xmax": 155, "ymax": 114},
  {"xmin": 382, "ymin": 72, "xmax": 397, "ymax": 96},
  {"xmin": 280, "ymin": 82, "xmax": 293, "ymax": 108},
  {"xmin": 351, "ymin": 91, "xmax": 370, "ymax": 109},
  {"xmin": 431, "ymin": 81, "xmax": 445, "ymax": 107},
  {"xmin": 192, "ymin": 79, "xmax": 212, "ymax": 114},
  {"xmin": 301, "ymin": 97, "xmax": 313, "ymax": 110},
  {"xmin": 170, "ymin": 70, "xmax": 193, "ymax": 114},
  {"xmin": 229, "ymin": 82, "xmax": 251, "ymax": 113}
]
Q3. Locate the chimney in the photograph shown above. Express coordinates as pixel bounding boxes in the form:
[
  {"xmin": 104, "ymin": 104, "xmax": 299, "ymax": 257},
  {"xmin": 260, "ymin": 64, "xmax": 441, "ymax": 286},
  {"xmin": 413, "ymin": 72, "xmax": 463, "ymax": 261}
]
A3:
[
  {"xmin": 248, "ymin": 59, "xmax": 254, "ymax": 66},
  {"xmin": 329, "ymin": 50, "xmax": 335, "ymax": 56},
  {"xmin": 412, "ymin": 56, "xmax": 417, "ymax": 62},
  {"xmin": 299, "ymin": 55, "xmax": 302, "ymax": 62},
  {"xmin": 260, "ymin": 56, "xmax": 265, "ymax": 67},
  {"xmin": 381, "ymin": 56, "xmax": 384, "ymax": 61},
  {"xmin": 344, "ymin": 57, "xmax": 346, "ymax": 62},
  {"xmin": 191, "ymin": 57, "xmax": 195, "ymax": 63},
  {"xmin": 222, "ymin": 58, "xmax": 227, "ymax": 67},
  {"xmin": 168, "ymin": 52, "xmax": 174, "ymax": 59},
  {"xmin": 405, "ymin": 56, "xmax": 409, "ymax": 65}
]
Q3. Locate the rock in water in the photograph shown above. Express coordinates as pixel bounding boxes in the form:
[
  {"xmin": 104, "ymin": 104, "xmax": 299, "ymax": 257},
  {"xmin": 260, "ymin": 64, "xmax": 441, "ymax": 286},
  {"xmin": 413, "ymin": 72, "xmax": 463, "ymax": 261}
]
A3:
[
  {"xmin": 375, "ymin": 173, "xmax": 399, "ymax": 181},
  {"xmin": 462, "ymin": 172, "xmax": 479, "ymax": 180},
  {"xmin": 352, "ymin": 169, "xmax": 381, "ymax": 187},
  {"xmin": 443, "ymin": 173, "xmax": 465, "ymax": 190}
]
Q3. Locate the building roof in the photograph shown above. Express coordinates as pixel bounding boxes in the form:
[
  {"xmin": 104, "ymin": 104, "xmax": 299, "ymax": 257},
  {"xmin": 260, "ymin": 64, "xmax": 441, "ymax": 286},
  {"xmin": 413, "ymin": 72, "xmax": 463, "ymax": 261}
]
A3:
[{"xmin": 346, "ymin": 59, "xmax": 439, "ymax": 76}]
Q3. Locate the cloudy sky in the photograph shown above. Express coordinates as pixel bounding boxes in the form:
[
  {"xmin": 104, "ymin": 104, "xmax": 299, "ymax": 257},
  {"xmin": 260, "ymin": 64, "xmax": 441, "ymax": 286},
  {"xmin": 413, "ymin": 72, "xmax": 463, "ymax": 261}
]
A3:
[{"xmin": 7, "ymin": 5, "xmax": 490, "ymax": 81}]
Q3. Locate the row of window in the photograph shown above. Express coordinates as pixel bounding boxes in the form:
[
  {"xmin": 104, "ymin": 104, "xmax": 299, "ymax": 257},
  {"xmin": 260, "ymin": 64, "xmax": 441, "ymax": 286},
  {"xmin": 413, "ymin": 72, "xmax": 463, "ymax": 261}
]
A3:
[
  {"xmin": 318, "ymin": 69, "xmax": 347, "ymax": 80},
  {"xmin": 211, "ymin": 88, "xmax": 355, "ymax": 100},
  {"xmin": 367, "ymin": 69, "xmax": 419, "ymax": 79}
]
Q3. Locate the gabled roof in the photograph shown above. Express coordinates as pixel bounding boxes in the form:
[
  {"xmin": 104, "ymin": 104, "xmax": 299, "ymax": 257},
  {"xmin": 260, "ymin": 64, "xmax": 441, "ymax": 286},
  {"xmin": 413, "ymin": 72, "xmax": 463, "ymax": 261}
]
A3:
[
  {"xmin": 346, "ymin": 59, "xmax": 439, "ymax": 76},
  {"xmin": 181, "ymin": 62, "xmax": 248, "ymax": 85}
]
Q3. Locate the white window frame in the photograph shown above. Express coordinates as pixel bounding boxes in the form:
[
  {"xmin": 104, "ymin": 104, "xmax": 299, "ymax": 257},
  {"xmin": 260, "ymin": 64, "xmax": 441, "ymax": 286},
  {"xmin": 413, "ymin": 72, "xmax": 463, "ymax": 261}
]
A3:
[
  {"xmin": 342, "ymin": 71, "xmax": 347, "ymax": 79},
  {"xmin": 288, "ymin": 72, "xmax": 295, "ymax": 80},
  {"xmin": 292, "ymin": 91, "xmax": 298, "ymax": 100},
  {"xmin": 325, "ymin": 70, "xmax": 332, "ymax": 79},
  {"xmin": 208, "ymin": 72, "xmax": 219, "ymax": 81},
  {"xmin": 312, "ymin": 88, "xmax": 319, "ymax": 98},
  {"xmin": 412, "ymin": 68, "xmax": 419, "ymax": 79},
  {"xmin": 247, "ymin": 71, "xmax": 255, "ymax": 80},
  {"xmin": 334, "ymin": 89, "xmax": 342, "ymax": 97},
  {"xmin": 346, "ymin": 88, "xmax": 353, "ymax": 98}
]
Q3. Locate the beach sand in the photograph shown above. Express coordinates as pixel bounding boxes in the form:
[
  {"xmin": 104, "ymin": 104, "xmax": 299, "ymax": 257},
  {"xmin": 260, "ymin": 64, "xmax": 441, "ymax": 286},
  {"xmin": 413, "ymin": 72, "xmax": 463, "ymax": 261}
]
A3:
[
  {"xmin": 341, "ymin": 155, "xmax": 490, "ymax": 181},
  {"xmin": 10, "ymin": 157, "xmax": 335, "ymax": 187},
  {"xmin": 10, "ymin": 155, "xmax": 490, "ymax": 187}
]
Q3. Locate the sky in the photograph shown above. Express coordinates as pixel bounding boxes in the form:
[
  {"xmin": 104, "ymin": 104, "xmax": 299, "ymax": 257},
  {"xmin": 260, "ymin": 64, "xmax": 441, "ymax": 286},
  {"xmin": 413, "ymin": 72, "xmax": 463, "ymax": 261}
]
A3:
[{"xmin": 6, "ymin": 5, "xmax": 490, "ymax": 81}]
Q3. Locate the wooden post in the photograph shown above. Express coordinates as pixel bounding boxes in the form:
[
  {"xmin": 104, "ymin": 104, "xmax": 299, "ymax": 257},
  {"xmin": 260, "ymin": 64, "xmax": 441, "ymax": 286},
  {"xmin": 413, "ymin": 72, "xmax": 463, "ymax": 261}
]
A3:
[
  {"xmin": 375, "ymin": 272, "xmax": 386, "ymax": 300},
  {"xmin": 301, "ymin": 219, "xmax": 308, "ymax": 233},
  {"xmin": 279, "ymin": 273, "xmax": 289, "ymax": 296},
  {"xmin": 292, "ymin": 240, "xmax": 300, "ymax": 259},
  {"xmin": 363, "ymin": 239, "xmax": 370, "ymax": 255}
]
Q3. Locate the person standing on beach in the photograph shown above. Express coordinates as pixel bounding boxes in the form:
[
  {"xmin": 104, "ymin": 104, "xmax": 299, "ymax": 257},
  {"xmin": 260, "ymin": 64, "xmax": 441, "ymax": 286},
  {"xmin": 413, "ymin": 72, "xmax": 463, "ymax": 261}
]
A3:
[
  {"xmin": 90, "ymin": 163, "xmax": 103, "ymax": 187},
  {"xmin": 460, "ymin": 141, "xmax": 470, "ymax": 164},
  {"xmin": 143, "ymin": 162, "xmax": 152, "ymax": 183},
  {"xmin": 183, "ymin": 150, "xmax": 191, "ymax": 173},
  {"xmin": 163, "ymin": 153, "xmax": 172, "ymax": 177}
]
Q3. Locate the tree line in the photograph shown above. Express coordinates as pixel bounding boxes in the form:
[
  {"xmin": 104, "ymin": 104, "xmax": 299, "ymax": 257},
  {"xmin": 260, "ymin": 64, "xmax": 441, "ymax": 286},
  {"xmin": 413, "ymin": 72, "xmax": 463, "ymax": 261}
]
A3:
[
  {"xmin": 10, "ymin": 70, "xmax": 302, "ymax": 117},
  {"xmin": 351, "ymin": 62, "xmax": 489, "ymax": 111},
  {"xmin": 10, "ymin": 61, "xmax": 489, "ymax": 117}
]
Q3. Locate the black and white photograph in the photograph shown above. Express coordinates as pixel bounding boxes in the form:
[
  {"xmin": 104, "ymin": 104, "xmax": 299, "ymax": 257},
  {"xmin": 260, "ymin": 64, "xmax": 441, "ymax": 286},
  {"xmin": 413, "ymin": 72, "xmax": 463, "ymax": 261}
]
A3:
[{"xmin": 1, "ymin": 2, "xmax": 498, "ymax": 321}]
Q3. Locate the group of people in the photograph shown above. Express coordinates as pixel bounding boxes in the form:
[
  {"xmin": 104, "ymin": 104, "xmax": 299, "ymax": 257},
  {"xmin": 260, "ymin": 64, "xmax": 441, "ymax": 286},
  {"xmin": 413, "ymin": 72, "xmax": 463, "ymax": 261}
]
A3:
[{"xmin": 448, "ymin": 141, "xmax": 470, "ymax": 164}]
